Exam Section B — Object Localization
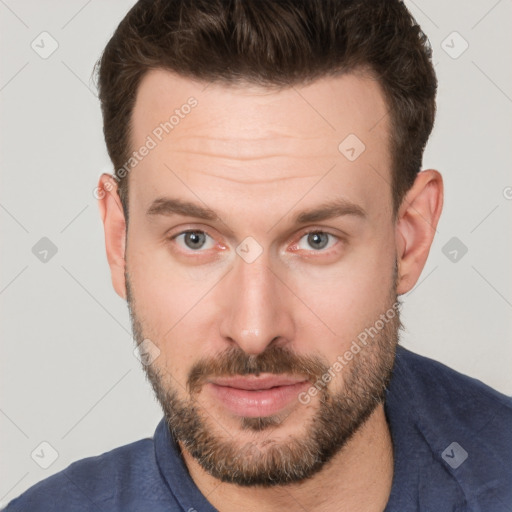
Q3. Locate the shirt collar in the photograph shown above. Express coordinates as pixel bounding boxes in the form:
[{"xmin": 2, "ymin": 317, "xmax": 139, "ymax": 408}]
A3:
[{"xmin": 154, "ymin": 417, "xmax": 218, "ymax": 512}]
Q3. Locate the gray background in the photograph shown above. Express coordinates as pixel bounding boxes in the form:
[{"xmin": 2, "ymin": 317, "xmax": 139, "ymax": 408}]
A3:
[{"xmin": 1, "ymin": 0, "xmax": 511, "ymax": 505}]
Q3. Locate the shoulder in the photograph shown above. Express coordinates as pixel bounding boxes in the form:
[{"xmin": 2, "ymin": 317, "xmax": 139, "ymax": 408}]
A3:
[
  {"xmin": 4, "ymin": 438, "xmax": 156, "ymax": 512},
  {"xmin": 392, "ymin": 345, "xmax": 512, "ymax": 425},
  {"xmin": 388, "ymin": 346, "xmax": 512, "ymax": 508}
]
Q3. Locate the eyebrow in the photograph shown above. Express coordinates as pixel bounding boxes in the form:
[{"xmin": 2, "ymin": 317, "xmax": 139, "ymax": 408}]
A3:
[
  {"xmin": 147, "ymin": 198, "xmax": 219, "ymax": 221},
  {"xmin": 293, "ymin": 198, "xmax": 366, "ymax": 224},
  {"xmin": 146, "ymin": 196, "xmax": 366, "ymax": 224}
]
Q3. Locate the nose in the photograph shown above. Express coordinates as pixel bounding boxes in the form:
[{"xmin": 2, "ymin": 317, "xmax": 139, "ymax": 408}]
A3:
[{"xmin": 218, "ymin": 253, "xmax": 295, "ymax": 356}]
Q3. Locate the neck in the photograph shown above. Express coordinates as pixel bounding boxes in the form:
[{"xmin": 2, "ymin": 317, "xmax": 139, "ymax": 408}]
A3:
[{"xmin": 180, "ymin": 404, "xmax": 394, "ymax": 512}]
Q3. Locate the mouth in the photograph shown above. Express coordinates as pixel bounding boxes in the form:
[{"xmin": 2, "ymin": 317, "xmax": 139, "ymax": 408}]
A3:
[{"xmin": 206, "ymin": 374, "xmax": 310, "ymax": 418}]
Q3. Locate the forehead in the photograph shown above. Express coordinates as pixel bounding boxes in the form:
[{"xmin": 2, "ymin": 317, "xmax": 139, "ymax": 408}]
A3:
[{"xmin": 128, "ymin": 69, "xmax": 392, "ymax": 217}]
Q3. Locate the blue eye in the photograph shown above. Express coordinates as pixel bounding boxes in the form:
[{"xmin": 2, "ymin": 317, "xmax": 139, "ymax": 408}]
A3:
[
  {"xmin": 297, "ymin": 231, "xmax": 337, "ymax": 251},
  {"xmin": 174, "ymin": 231, "xmax": 215, "ymax": 251},
  {"xmin": 171, "ymin": 230, "xmax": 338, "ymax": 255}
]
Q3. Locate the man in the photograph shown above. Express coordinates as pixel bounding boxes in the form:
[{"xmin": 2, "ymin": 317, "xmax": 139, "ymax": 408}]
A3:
[{"xmin": 5, "ymin": 0, "xmax": 511, "ymax": 510}]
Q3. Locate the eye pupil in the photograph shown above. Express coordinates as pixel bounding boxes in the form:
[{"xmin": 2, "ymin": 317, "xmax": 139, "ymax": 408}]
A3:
[
  {"xmin": 307, "ymin": 232, "xmax": 329, "ymax": 250},
  {"xmin": 185, "ymin": 231, "xmax": 206, "ymax": 249}
]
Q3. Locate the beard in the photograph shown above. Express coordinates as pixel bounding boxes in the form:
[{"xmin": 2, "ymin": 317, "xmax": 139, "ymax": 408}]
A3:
[{"xmin": 126, "ymin": 274, "xmax": 401, "ymax": 487}]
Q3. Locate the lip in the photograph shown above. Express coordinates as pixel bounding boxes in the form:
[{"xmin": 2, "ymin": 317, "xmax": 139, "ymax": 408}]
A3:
[{"xmin": 206, "ymin": 374, "xmax": 310, "ymax": 418}]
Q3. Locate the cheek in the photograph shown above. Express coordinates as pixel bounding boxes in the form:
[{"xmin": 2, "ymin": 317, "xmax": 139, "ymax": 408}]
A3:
[
  {"xmin": 127, "ymin": 225, "xmax": 222, "ymax": 322},
  {"xmin": 127, "ymin": 248, "xmax": 218, "ymax": 380},
  {"xmin": 288, "ymin": 241, "xmax": 396, "ymax": 352}
]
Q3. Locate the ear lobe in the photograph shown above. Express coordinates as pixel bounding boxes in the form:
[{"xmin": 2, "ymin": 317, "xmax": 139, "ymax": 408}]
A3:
[
  {"xmin": 97, "ymin": 173, "xmax": 127, "ymax": 299},
  {"xmin": 396, "ymin": 170, "xmax": 444, "ymax": 295}
]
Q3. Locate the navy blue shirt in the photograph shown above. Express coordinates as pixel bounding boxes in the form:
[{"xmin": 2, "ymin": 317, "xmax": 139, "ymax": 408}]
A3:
[{"xmin": 5, "ymin": 347, "xmax": 512, "ymax": 511}]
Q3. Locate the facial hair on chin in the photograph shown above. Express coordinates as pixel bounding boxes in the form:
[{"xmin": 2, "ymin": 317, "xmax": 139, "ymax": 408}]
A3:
[{"xmin": 126, "ymin": 273, "xmax": 401, "ymax": 487}]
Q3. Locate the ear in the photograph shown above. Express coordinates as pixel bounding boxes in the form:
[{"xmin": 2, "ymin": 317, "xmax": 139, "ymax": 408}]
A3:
[
  {"xmin": 395, "ymin": 170, "xmax": 443, "ymax": 295},
  {"xmin": 97, "ymin": 174, "xmax": 127, "ymax": 300}
]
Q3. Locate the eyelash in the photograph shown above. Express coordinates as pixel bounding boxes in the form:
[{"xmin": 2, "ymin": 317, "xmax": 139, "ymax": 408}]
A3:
[{"xmin": 169, "ymin": 228, "xmax": 342, "ymax": 255}]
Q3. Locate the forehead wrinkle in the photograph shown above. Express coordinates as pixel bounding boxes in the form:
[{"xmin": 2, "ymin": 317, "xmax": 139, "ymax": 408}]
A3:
[
  {"xmin": 163, "ymin": 134, "xmax": 334, "ymax": 162},
  {"xmin": 165, "ymin": 150, "xmax": 328, "ymax": 163}
]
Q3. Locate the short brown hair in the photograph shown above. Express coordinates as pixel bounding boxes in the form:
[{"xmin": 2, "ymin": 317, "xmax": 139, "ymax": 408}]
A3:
[{"xmin": 96, "ymin": 0, "xmax": 436, "ymax": 217}]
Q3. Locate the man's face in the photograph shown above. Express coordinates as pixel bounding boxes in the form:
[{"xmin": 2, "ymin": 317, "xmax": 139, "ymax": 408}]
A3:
[{"xmin": 125, "ymin": 70, "xmax": 400, "ymax": 485}]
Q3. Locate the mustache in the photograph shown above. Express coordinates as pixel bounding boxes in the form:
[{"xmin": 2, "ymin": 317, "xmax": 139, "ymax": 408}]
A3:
[{"xmin": 188, "ymin": 345, "xmax": 329, "ymax": 394}]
